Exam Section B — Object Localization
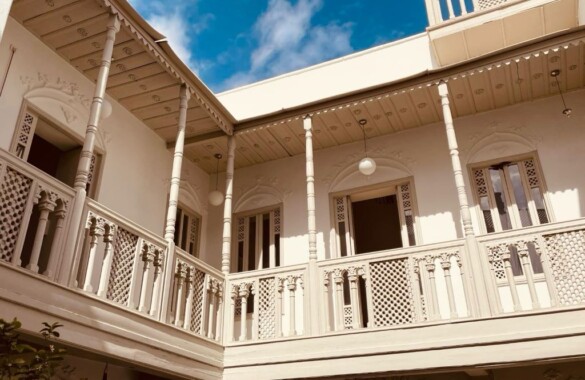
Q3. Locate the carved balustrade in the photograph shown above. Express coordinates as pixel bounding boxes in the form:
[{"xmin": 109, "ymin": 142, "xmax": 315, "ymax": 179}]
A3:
[
  {"xmin": 478, "ymin": 219, "xmax": 585, "ymax": 314},
  {"xmin": 426, "ymin": 0, "xmax": 513, "ymax": 26},
  {"xmin": 168, "ymin": 248, "xmax": 225, "ymax": 341},
  {"xmin": 318, "ymin": 241, "xmax": 471, "ymax": 333},
  {"xmin": 73, "ymin": 201, "xmax": 167, "ymax": 320},
  {"xmin": 225, "ymin": 264, "xmax": 308, "ymax": 343},
  {"xmin": 0, "ymin": 149, "xmax": 74, "ymax": 280}
]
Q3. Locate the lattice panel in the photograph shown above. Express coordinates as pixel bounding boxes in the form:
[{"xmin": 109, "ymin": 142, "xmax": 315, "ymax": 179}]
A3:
[
  {"xmin": 545, "ymin": 230, "xmax": 585, "ymax": 306},
  {"xmin": 0, "ymin": 167, "xmax": 33, "ymax": 262},
  {"xmin": 237, "ymin": 217, "xmax": 245, "ymax": 241},
  {"xmin": 369, "ymin": 259, "xmax": 415, "ymax": 327},
  {"xmin": 189, "ymin": 270, "xmax": 206, "ymax": 334},
  {"xmin": 258, "ymin": 278, "xmax": 276, "ymax": 339},
  {"xmin": 106, "ymin": 228, "xmax": 138, "ymax": 305},
  {"xmin": 474, "ymin": 169, "xmax": 489, "ymax": 196},
  {"xmin": 13, "ymin": 111, "xmax": 36, "ymax": 159},
  {"xmin": 477, "ymin": 0, "xmax": 508, "ymax": 10},
  {"xmin": 273, "ymin": 208, "xmax": 281, "ymax": 234},
  {"xmin": 523, "ymin": 159, "xmax": 540, "ymax": 188},
  {"xmin": 190, "ymin": 215, "xmax": 200, "ymax": 256},
  {"xmin": 400, "ymin": 184, "xmax": 412, "ymax": 210},
  {"xmin": 335, "ymin": 197, "xmax": 346, "ymax": 222},
  {"xmin": 343, "ymin": 305, "xmax": 353, "ymax": 330}
]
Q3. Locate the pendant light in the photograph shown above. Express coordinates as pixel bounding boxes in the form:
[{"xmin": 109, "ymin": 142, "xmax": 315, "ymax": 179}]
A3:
[
  {"xmin": 208, "ymin": 153, "xmax": 224, "ymax": 206},
  {"xmin": 357, "ymin": 119, "xmax": 376, "ymax": 175},
  {"xmin": 551, "ymin": 70, "xmax": 572, "ymax": 117}
]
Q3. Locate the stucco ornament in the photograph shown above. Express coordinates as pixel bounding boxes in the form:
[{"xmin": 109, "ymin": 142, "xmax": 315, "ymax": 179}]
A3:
[{"xmin": 20, "ymin": 72, "xmax": 92, "ymax": 108}]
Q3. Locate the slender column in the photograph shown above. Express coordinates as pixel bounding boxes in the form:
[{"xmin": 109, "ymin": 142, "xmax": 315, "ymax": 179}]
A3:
[
  {"xmin": 304, "ymin": 115, "xmax": 321, "ymax": 334},
  {"xmin": 208, "ymin": 280, "xmax": 218, "ymax": 339},
  {"xmin": 149, "ymin": 250, "xmax": 164, "ymax": 317},
  {"xmin": 221, "ymin": 136, "xmax": 237, "ymax": 274},
  {"xmin": 333, "ymin": 269, "xmax": 344, "ymax": 331},
  {"xmin": 173, "ymin": 262, "xmax": 187, "ymax": 325},
  {"xmin": 239, "ymin": 284, "xmax": 250, "ymax": 341},
  {"xmin": 44, "ymin": 203, "xmax": 67, "ymax": 278},
  {"xmin": 446, "ymin": 0, "xmax": 456, "ymax": 19},
  {"xmin": 97, "ymin": 224, "xmax": 116, "ymax": 297},
  {"xmin": 183, "ymin": 268, "xmax": 194, "ymax": 330},
  {"xmin": 59, "ymin": 14, "xmax": 120, "ymax": 286},
  {"xmin": 517, "ymin": 241, "xmax": 540, "ymax": 309},
  {"xmin": 425, "ymin": 256, "xmax": 441, "ymax": 320},
  {"xmin": 288, "ymin": 276, "xmax": 297, "ymax": 336},
  {"xmin": 441, "ymin": 254, "xmax": 458, "ymax": 319},
  {"xmin": 0, "ymin": 0, "xmax": 13, "ymax": 43},
  {"xmin": 160, "ymin": 84, "xmax": 191, "ymax": 319},
  {"xmin": 26, "ymin": 194, "xmax": 56, "ymax": 273},
  {"xmin": 458, "ymin": 0, "xmax": 468, "ymax": 15},
  {"xmin": 438, "ymin": 81, "xmax": 492, "ymax": 318},
  {"xmin": 138, "ymin": 245, "xmax": 155, "ymax": 313},
  {"xmin": 412, "ymin": 261, "xmax": 425, "ymax": 322},
  {"xmin": 347, "ymin": 268, "xmax": 360, "ymax": 329},
  {"xmin": 424, "ymin": 0, "xmax": 438, "ymax": 25},
  {"xmin": 83, "ymin": 219, "xmax": 104, "ymax": 292},
  {"xmin": 535, "ymin": 236, "xmax": 559, "ymax": 307},
  {"xmin": 322, "ymin": 273, "xmax": 331, "ymax": 332},
  {"xmin": 501, "ymin": 248, "xmax": 521, "ymax": 312},
  {"xmin": 215, "ymin": 286, "xmax": 224, "ymax": 341},
  {"xmin": 229, "ymin": 285, "xmax": 238, "ymax": 342},
  {"xmin": 455, "ymin": 254, "xmax": 472, "ymax": 317}
]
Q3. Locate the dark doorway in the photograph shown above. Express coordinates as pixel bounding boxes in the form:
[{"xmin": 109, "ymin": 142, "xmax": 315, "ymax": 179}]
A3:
[{"xmin": 351, "ymin": 195, "xmax": 403, "ymax": 254}]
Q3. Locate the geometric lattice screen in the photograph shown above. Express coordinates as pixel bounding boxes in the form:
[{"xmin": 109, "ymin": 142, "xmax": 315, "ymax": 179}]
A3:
[{"xmin": 545, "ymin": 230, "xmax": 585, "ymax": 306}]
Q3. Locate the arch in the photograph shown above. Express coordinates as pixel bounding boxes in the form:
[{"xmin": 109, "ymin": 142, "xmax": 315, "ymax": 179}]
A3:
[
  {"xmin": 328, "ymin": 156, "xmax": 413, "ymax": 194},
  {"xmin": 466, "ymin": 132, "xmax": 535, "ymax": 165},
  {"xmin": 23, "ymin": 88, "xmax": 106, "ymax": 152},
  {"xmin": 234, "ymin": 184, "xmax": 284, "ymax": 213},
  {"xmin": 179, "ymin": 182, "xmax": 204, "ymax": 215}
]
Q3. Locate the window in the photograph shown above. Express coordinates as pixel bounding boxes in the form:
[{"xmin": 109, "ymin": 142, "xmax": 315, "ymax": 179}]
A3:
[
  {"xmin": 10, "ymin": 105, "xmax": 101, "ymax": 198},
  {"xmin": 472, "ymin": 157, "xmax": 550, "ymax": 233},
  {"xmin": 332, "ymin": 181, "xmax": 417, "ymax": 257},
  {"xmin": 173, "ymin": 206, "xmax": 201, "ymax": 257},
  {"xmin": 233, "ymin": 206, "xmax": 282, "ymax": 273}
]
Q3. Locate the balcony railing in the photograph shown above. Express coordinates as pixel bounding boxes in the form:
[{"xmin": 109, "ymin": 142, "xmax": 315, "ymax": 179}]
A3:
[
  {"xmin": 426, "ymin": 0, "xmax": 514, "ymax": 26},
  {"xmin": 3, "ymin": 146, "xmax": 585, "ymax": 351}
]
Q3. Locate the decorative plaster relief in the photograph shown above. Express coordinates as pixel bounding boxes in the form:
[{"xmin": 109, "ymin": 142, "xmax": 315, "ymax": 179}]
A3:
[
  {"xmin": 234, "ymin": 176, "xmax": 291, "ymax": 213},
  {"xmin": 20, "ymin": 72, "xmax": 91, "ymax": 108}
]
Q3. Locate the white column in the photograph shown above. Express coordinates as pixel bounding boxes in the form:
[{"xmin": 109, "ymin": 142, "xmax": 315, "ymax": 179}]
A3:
[
  {"xmin": 222, "ymin": 136, "xmax": 236, "ymax": 274},
  {"xmin": 26, "ymin": 194, "xmax": 56, "ymax": 273},
  {"xmin": 304, "ymin": 115, "xmax": 321, "ymax": 335},
  {"xmin": 83, "ymin": 220, "xmax": 104, "ymax": 292},
  {"xmin": 207, "ymin": 280, "xmax": 218, "ymax": 339},
  {"xmin": 183, "ymin": 269, "xmax": 194, "ymax": 330},
  {"xmin": 173, "ymin": 263, "xmax": 187, "ymax": 326},
  {"xmin": 44, "ymin": 203, "xmax": 67, "ymax": 279},
  {"xmin": 97, "ymin": 224, "xmax": 115, "ymax": 297},
  {"xmin": 0, "ymin": 0, "xmax": 13, "ymax": 44},
  {"xmin": 160, "ymin": 84, "xmax": 190, "ymax": 319},
  {"xmin": 438, "ymin": 81, "xmax": 492, "ymax": 318},
  {"xmin": 59, "ymin": 14, "xmax": 120, "ymax": 286},
  {"xmin": 287, "ymin": 276, "xmax": 297, "ymax": 336},
  {"xmin": 138, "ymin": 246, "xmax": 155, "ymax": 313},
  {"xmin": 239, "ymin": 284, "xmax": 250, "ymax": 341},
  {"xmin": 149, "ymin": 250, "xmax": 164, "ymax": 317}
]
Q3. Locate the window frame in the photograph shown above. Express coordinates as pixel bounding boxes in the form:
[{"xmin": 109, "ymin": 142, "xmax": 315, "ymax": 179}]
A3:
[
  {"xmin": 173, "ymin": 204, "xmax": 202, "ymax": 258},
  {"xmin": 10, "ymin": 101, "xmax": 104, "ymax": 199},
  {"xmin": 329, "ymin": 177, "xmax": 420, "ymax": 258},
  {"xmin": 231, "ymin": 204, "xmax": 283, "ymax": 273},
  {"xmin": 469, "ymin": 153, "xmax": 554, "ymax": 234}
]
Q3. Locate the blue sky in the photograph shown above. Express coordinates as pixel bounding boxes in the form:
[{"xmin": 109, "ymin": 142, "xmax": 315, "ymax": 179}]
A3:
[{"xmin": 128, "ymin": 0, "xmax": 429, "ymax": 93}]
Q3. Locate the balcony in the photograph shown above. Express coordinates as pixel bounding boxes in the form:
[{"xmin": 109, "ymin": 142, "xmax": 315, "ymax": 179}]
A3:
[
  {"xmin": 2, "ymin": 147, "xmax": 585, "ymax": 378},
  {"xmin": 426, "ymin": 0, "xmax": 579, "ymax": 66}
]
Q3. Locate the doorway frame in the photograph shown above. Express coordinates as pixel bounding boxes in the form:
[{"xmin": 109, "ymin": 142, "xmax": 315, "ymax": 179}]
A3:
[{"xmin": 329, "ymin": 177, "xmax": 421, "ymax": 259}]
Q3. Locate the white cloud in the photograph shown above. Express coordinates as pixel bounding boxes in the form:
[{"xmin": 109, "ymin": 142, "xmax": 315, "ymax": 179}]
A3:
[
  {"xmin": 222, "ymin": 0, "xmax": 353, "ymax": 90},
  {"xmin": 128, "ymin": 0, "xmax": 211, "ymax": 74}
]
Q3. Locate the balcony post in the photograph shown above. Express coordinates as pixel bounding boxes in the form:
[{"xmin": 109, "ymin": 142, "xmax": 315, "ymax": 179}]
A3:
[
  {"xmin": 221, "ymin": 135, "xmax": 237, "ymax": 274},
  {"xmin": 437, "ymin": 81, "xmax": 492, "ymax": 318},
  {"xmin": 58, "ymin": 13, "xmax": 120, "ymax": 286},
  {"xmin": 160, "ymin": 84, "xmax": 191, "ymax": 319},
  {"xmin": 44, "ymin": 203, "xmax": 67, "ymax": 279},
  {"xmin": 26, "ymin": 193, "xmax": 56, "ymax": 273},
  {"xmin": 303, "ymin": 115, "xmax": 321, "ymax": 335},
  {"xmin": 0, "ymin": 0, "xmax": 13, "ymax": 43}
]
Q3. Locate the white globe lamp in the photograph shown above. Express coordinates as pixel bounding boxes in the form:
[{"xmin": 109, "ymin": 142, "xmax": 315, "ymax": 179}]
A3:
[
  {"xmin": 358, "ymin": 119, "xmax": 376, "ymax": 176},
  {"xmin": 208, "ymin": 153, "xmax": 225, "ymax": 206},
  {"xmin": 100, "ymin": 99, "xmax": 113, "ymax": 120},
  {"xmin": 208, "ymin": 189, "xmax": 224, "ymax": 206},
  {"xmin": 358, "ymin": 157, "xmax": 377, "ymax": 176}
]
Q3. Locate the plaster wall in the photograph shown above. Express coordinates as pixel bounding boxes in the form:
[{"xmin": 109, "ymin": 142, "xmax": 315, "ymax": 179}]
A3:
[
  {"xmin": 203, "ymin": 89, "xmax": 585, "ymax": 270},
  {"xmin": 217, "ymin": 33, "xmax": 434, "ymax": 120},
  {"xmin": 0, "ymin": 18, "xmax": 210, "ymax": 241}
]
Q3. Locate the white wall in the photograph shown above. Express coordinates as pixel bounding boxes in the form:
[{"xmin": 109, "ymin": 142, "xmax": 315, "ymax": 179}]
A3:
[
  {"xmin": 0, "ymin": 18, "xmax": 210, "ymax": 240},
  {"xmin": 204, "ymin": 88, "xmax": 585, "ymax": 270}
]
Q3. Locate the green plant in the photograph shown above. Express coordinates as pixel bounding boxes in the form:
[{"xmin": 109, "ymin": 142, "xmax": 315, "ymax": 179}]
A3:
[{"xmin": 0, "ymin": 318, "xmax": 66, "ymax": 380}]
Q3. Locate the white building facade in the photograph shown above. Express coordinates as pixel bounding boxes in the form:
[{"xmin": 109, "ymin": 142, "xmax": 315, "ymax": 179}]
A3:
[{"xmin": 1, "ymin": 0, "xmax": 585, "ymax": 379}]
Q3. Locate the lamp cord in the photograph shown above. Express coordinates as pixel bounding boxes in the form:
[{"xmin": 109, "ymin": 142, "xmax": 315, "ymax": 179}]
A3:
[
  {"xmin": 554, "ymin": 74, "xmax": 569, "ymax": 110},
  {"xmin": 361, "ymin": 124, "xmax": 368, "ymax": 158}
]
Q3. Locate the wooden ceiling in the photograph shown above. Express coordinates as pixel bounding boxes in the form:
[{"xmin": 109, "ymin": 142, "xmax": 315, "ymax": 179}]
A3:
[
  {"xmin": 8, "ymin": 0, "xmax": 585, "ymax": 174},
  {"xmin": 186, "ymin": 40, "xmax": 585, "ymax": 173},
  {"xmin": 10, "ymin": 0, "xmax": 232, "ymax": 148}
]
